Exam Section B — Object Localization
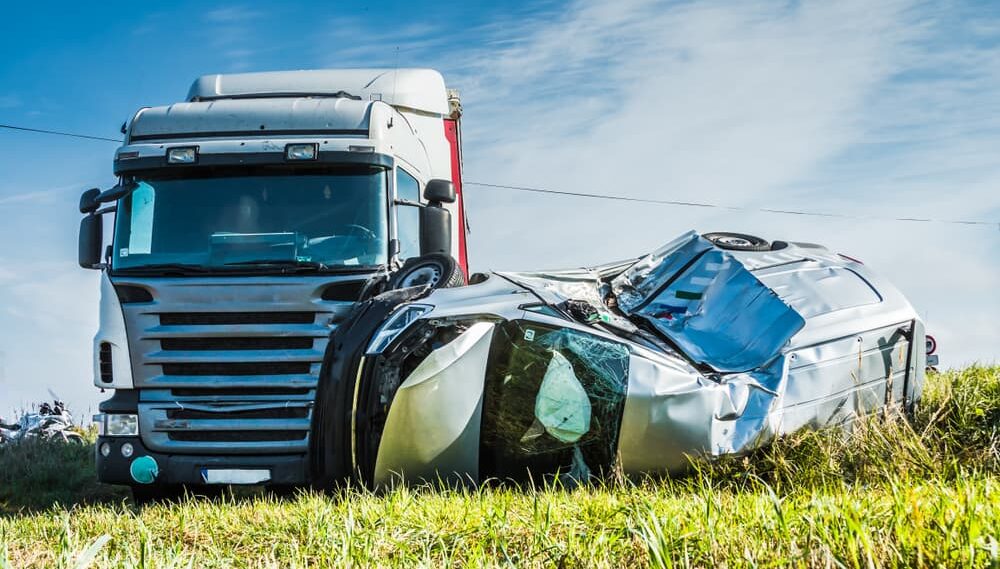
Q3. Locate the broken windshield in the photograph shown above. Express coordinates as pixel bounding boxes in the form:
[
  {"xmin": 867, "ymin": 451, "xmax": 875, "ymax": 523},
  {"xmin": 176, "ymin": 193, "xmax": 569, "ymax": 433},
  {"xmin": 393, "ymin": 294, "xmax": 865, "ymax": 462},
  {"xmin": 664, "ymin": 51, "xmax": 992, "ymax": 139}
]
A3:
[
  {"xmin": 112, "ymin": 166, "xmax": 389, "ymax": 274},
  {"xmin": 480, "ymin": 320, "xmax": 630, "ymax": 483}
]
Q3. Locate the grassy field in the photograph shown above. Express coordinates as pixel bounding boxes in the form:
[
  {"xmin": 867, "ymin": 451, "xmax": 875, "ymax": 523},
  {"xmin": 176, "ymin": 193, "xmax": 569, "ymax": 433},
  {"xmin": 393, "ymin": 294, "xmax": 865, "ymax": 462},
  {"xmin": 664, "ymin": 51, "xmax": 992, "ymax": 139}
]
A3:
[{"xmin": 0, "ymin": 366, "xmax": 997, "ymax": 568}]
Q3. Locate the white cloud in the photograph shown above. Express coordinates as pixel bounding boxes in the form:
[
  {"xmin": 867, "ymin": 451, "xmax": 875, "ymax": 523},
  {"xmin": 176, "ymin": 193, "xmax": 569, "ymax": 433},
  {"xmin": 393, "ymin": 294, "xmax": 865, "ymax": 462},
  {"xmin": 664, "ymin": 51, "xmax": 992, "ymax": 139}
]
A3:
[
  {"xmin": 0, "ymin": 183, "xmax": 92, "ymax": 207},
  {"xmin": 4, "ymin": 0, "xmax": 997, "ymax": 418},
  {"xmin": 204, "ymin": 7, "xmax": 264, "ymax": 23},
  {"xmin": 201, "ymin": 6, "xmax": 267, "ymax": 71},
  {"xmin": 437, "ymin": 0, "xmax": 998, "ymax": 366},
  {"xmin": 0, "ymin": 264, "xmax": 99, "ymax": 418}
]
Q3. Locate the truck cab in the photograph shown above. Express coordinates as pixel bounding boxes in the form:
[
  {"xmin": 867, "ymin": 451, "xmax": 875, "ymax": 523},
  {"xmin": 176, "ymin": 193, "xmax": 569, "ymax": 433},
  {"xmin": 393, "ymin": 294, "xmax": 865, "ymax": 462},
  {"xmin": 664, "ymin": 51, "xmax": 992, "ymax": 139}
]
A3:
[{"xmin": 78, "ymin": 69, "xmax": 468, "ymax": 495}]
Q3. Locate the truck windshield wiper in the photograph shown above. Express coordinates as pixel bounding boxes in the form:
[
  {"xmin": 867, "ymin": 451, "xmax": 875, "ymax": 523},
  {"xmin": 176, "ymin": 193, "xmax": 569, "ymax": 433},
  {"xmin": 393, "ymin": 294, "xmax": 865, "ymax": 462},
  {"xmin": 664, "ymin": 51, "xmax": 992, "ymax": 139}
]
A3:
[
  {"xmin": 221, "ymin": 259, "xmax": 330, "ymax": 272},
  {"xmin": 115, "ymin": 263, "xmax": 212, "ymax": 275},
  {"xmin": 219, "ymin": 260, "xmax": 379, "ymax": 274}
]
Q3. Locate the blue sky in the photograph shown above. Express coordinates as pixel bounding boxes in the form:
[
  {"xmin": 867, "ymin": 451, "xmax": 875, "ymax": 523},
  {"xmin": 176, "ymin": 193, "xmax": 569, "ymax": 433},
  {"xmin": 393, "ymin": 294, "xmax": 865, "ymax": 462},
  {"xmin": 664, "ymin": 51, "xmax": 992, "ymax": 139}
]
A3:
[{"xmin": 1, "ymin": 0, "xmax": 998, "ymax": 417}]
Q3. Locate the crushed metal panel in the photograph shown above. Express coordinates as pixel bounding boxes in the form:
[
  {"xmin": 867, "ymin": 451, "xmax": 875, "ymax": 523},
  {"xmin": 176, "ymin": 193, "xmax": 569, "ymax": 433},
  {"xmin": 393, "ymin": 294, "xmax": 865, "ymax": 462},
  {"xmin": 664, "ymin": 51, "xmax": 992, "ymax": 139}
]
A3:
[
  {"xmin": 630, "ymin": 249, "xmax": 805, "ymax": 372},
  {"xmin": 617, "ymin": 321, "xmax": 914, "ymax": 475},
  {"xmin": 611, "ymin": 231, "xmax": 711, "ymax": 313},
  {"xmin": 617, "ymin": 352, "xmax": 784, "ymax": 474},
  {"xmin": 499, "ymin": 270, "xmax": 637, "ymax": 332},
  {"xmin": 373, "ymin": 322, "xmax": 496, "ymax": 486}
]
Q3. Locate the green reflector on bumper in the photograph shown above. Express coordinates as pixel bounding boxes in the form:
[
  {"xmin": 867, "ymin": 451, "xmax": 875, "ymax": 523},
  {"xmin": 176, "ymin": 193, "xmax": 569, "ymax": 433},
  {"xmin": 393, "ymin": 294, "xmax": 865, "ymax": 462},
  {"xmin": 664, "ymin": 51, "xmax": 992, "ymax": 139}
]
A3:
[{"xmin": 130, "ymin": 455, "xmax": 159, "ymax": 484}]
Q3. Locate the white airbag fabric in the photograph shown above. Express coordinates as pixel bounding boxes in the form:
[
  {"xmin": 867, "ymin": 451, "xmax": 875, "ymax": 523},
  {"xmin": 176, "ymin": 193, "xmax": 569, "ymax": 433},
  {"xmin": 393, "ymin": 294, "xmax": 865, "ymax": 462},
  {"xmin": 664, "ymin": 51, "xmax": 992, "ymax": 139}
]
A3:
[{"xmin": 534, "ymin": 351, "xmax": 592, "ymax": 443}]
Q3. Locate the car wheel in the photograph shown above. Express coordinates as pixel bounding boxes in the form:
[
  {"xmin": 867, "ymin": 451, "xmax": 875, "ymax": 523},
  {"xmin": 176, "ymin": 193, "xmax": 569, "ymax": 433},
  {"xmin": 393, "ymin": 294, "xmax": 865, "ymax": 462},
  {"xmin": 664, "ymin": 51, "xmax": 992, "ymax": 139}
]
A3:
[
  {"xmin": 387, "ymin": 253, "xmax": 465, "ymax": 290},
  {"xmin": 310, "ymin": 286, "xmax": 430, "ymax": 491},
  {"xmin": 703, "ymin": 232, "xmax": 770, "ymax": 252}
]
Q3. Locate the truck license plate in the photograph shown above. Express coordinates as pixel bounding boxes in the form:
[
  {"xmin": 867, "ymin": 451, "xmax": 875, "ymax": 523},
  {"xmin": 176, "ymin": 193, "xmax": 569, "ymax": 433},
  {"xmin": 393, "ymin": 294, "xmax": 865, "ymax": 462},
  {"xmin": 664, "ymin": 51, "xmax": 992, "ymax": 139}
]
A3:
[{"xmin": 200, "ymin": 468, "xmax": 271, "ymax": 484}]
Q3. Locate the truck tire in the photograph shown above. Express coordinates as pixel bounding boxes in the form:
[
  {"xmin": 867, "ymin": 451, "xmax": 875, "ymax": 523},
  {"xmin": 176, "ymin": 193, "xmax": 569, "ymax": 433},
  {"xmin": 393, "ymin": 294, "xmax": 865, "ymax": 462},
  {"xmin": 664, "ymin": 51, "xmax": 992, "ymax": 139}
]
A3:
[
  {"xmin": 131, "ymin": 484, "xmax": 185, "ymax": 506},
  {"xmin": 703, "ymin": 232, "xmax": 770, "ymax": 252},
  {"xmin": 387, "ymin": 253, "xmax": 465, "ymax": 290}
]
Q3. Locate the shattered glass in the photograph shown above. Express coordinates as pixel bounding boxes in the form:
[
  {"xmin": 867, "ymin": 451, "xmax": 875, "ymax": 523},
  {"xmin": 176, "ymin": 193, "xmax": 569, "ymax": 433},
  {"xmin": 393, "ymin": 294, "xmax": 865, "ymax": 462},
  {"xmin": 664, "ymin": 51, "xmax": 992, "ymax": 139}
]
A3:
[
  {"xmin": 501, "ymin": 271, "xmax": 639, "ymax": 333},
  {"xmin": 634, "ymin": 250, "xmax": 805, "ymax": 372},
  {"xmin": 611, "ymin": 231, "xmax": 712, "ymax": 313},
  {"xmin": 607, "ymin": 230, "xmax": 806, "ymax": 373},
  {"xmin": 480, "ymin": 321, "xmax": 629, "ymax": 482}
]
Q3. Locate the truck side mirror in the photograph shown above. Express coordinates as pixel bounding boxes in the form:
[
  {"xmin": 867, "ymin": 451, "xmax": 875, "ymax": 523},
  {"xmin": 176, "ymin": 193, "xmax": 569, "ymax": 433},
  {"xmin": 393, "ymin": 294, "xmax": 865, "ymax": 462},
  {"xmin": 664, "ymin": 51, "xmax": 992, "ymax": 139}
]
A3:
[
  {"xmin": 79, "ymin": 214, "xmax": 104, "ymax": 269},
  {"xmin": 423, "ymin": 179, "xmax": 455, "ymax": 204},
  {"xmin": 79, "ymin": 188, "xmax": 101, "ymax": 214},
  {"xmin": 419, "ymin": 203, "xmax": 452, "ymax": 256},
  {"xmin": 99, "ymin": 180, "xmax": 137, "ymax": 203}
]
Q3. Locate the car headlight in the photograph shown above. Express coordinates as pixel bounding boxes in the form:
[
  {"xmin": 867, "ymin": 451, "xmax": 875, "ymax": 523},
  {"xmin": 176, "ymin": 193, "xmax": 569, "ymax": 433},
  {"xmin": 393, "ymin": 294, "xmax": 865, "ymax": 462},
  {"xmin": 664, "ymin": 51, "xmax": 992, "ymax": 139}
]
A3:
[
  {"xmin": 95, "ymin": 413, "xmax": 139, "ymax": 437},
  {"xmin": 366, "ymin": 304, "xmax": 433, "ymax": 355}
]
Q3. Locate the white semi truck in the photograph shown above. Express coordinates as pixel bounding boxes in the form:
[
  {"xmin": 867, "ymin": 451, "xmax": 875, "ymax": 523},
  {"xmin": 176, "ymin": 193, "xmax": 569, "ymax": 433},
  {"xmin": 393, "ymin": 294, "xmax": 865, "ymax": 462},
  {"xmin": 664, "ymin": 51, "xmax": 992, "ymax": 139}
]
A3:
[{"xmin": 78, "ymin": 69, "xmax": 470, "ymax": 499}]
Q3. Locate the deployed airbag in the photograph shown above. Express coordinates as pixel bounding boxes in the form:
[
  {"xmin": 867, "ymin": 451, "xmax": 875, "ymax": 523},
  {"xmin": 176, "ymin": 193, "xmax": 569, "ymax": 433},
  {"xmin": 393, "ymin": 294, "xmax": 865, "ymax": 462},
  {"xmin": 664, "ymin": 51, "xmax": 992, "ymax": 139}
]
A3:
[{"xmin": 533, "ymin": 351, "xmax": 592, "ymax": 444}]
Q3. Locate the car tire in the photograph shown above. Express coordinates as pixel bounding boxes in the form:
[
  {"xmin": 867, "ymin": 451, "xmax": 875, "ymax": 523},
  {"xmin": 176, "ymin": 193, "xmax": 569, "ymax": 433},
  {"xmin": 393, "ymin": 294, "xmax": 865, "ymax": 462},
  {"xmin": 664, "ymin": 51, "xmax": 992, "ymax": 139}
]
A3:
[
  {"xmin": 309, "ymin": 359, "xmax": 354, "ymax": 491},
  {"xmin": 387, "ymin": 253, "xmax": 466, "ymax": 290},
  {"xmin": 703, "ymin": 232, "xmax": 770, "ymax": 252},
  {"xmin": 310, "ymin": 286, "xmax": 430, "ymax": 491}
]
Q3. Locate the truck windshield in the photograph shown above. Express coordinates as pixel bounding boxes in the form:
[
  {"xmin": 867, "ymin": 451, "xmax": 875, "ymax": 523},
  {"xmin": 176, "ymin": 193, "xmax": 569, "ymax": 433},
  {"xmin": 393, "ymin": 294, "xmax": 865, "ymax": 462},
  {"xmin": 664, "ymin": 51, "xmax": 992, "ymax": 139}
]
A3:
[{"xmin": 112, "ymin": 166, "xmax": 389, "ymax": 274}]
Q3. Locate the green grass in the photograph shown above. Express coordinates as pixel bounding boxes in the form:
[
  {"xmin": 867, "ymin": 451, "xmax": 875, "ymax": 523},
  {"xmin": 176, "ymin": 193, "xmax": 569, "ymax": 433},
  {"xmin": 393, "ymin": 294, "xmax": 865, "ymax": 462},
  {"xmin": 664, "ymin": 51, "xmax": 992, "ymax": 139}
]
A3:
[{"xmin": 0, "ymin": 366, "xmax": 997, "ymax": 568}]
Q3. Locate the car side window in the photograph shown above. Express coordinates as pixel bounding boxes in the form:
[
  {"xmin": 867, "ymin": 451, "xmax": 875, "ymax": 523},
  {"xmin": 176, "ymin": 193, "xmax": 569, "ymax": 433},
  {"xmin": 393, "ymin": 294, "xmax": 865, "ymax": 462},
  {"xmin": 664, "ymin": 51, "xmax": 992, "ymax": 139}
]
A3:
[{"xmin": 396, "ymin": 168, "xmax": 421, "ymax": 260}]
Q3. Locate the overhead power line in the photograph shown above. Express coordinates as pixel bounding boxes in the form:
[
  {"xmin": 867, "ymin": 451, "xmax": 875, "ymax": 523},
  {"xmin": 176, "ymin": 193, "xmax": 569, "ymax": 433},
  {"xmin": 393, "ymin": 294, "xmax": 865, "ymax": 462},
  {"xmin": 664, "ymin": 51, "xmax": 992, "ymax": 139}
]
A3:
[
  {"xmin": 0, "ymin": 124, "xmax": 123, "ymax": 143},
  {"xmin": 464, "ymin": 181, "xmax": 999, "ymax": 230},
  {"xmin": 1, "ymin": 122, "xmax": 995, "ymax": 230}
]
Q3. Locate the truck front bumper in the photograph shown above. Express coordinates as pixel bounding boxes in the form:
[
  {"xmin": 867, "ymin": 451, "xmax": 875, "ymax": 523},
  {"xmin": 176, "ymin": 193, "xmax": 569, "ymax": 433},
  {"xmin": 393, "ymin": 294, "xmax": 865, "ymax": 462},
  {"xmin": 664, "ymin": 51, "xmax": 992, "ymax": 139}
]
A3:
[{"xmin": 95, "ymin": 436, "xmax": 308, "ymax": 486}]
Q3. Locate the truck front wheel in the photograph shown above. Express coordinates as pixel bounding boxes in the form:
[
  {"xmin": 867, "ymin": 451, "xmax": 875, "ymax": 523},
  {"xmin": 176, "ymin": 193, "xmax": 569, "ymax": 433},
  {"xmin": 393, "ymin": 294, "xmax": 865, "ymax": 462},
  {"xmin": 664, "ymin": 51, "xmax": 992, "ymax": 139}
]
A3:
[{"xmin": 130, "ymin": 484, "xmax": 185, "ymax": 506}]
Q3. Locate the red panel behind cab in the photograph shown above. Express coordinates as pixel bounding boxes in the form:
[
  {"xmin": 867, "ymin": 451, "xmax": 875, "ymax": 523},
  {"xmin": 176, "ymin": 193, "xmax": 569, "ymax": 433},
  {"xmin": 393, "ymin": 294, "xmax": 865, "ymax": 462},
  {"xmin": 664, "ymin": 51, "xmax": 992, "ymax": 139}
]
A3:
[{"xmin": 443, "ymin": 118, "xmax": 469, "ymax": 275}]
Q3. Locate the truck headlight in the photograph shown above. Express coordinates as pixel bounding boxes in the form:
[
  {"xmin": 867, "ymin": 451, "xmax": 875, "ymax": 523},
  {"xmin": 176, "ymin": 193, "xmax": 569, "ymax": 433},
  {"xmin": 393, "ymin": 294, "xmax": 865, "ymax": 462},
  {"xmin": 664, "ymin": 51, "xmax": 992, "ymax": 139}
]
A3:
[
  {"xmin": 166, "ymin": 146, "xmax": 198, "ymax": 164},
  {"xmin": 285, "ymin": 143, "xmax": 318, "ymax": 161},
  {"xmin": 95, "ymin": 414, "xmax": 139, "ymax": 437},
  {"xmin": 366, "ymin": 304, "xmax": 433, "ymax": 355}
]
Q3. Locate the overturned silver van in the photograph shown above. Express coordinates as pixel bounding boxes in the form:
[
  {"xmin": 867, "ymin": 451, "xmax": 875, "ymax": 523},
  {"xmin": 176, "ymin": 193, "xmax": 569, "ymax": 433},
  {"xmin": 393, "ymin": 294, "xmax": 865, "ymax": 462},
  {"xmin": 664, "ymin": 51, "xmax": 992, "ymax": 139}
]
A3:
[{"xmin": 310, "ymin": 231, "xmax": 926, "ymax": 488}]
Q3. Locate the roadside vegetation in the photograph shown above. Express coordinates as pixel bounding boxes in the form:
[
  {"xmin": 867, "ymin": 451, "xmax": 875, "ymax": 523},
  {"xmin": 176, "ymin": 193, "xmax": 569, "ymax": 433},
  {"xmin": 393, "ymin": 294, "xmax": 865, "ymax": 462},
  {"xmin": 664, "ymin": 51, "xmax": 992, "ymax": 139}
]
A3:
[{"xmin": 1, "ymin": 365, "xmax": 997, "ymax": 568}]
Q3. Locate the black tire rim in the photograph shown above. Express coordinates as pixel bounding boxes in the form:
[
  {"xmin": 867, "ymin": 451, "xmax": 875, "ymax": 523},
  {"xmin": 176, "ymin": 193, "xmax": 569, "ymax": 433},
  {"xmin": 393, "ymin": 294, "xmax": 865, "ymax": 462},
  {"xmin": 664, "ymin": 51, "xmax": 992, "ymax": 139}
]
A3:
[{"xmin": 714, "ymin": 235, "xmax": 754, "ymax": 248}]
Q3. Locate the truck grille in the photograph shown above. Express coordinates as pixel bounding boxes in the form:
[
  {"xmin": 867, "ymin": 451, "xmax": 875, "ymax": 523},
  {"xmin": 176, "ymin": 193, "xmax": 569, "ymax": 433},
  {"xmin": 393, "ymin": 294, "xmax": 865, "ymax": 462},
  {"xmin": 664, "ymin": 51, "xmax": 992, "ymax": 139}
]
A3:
[
  {"xmin": 168, "ymin": 430, "xmax": 308, "ymax": 443},
  {"xmin": 137, "ymin": 308, "xmax": 326, "ymax": 454},
  {"xmin": 169, "ymin": 387, "xmax": 313, "ymax": 397},
  {"xmin": 160, "ymin": 337, "xmax": 314, "ymax": 351},
  {"xmin": 159, "ymin": 312, "xmax": 317, "ymax": 325},
  {"xmin": 98, "ymin": 342, "xmax": 114, "ymax": 384},
  {"xmin": 161, "ymin": 362, "xmax": 313, "ymax": 376},
  {"xmin": 121, "ymin": 282, "xmax": 354, "ymax": 455},
  {"xmin": 167, "ymin": 407, "xmax": 310, "ymax": 420},
  {"xmin": 117, "ymin": 276, "xmax": 363, "ymax": 457}
]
